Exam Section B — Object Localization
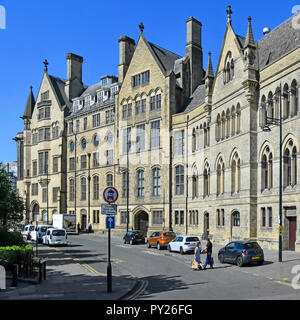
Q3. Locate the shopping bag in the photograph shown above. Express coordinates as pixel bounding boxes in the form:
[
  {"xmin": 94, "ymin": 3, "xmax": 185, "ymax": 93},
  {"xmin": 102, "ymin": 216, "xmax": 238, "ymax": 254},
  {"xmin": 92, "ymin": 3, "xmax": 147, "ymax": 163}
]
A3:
[{"xmin": 192, "ymin": 260, "xmax": 200, "ymax": 270}]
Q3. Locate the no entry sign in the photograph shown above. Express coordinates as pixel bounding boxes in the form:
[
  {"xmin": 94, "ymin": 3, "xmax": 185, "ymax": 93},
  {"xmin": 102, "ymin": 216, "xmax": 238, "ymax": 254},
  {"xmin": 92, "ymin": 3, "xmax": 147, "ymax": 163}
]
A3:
[{"xmin": 103, "ymin": 187, "xmax": 119, "ymax": 204}]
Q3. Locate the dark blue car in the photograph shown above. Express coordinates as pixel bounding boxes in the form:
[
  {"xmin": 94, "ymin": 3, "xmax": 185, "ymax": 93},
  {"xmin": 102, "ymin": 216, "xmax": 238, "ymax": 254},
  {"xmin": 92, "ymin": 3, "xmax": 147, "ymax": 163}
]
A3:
[
  {"xmin": 218, "ymin": 241, "xmax": 264, "ymax": 267},
  {"xmin": 123, "ymin": 231, "xmax": 145, "ymax": 245}
]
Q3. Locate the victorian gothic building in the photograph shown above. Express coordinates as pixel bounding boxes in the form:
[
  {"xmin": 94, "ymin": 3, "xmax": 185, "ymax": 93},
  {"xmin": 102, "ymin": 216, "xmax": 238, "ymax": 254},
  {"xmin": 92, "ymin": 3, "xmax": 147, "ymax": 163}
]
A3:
[{"xmin": 15, "ymin": 7, "xmax": 300, "ymax": 252}]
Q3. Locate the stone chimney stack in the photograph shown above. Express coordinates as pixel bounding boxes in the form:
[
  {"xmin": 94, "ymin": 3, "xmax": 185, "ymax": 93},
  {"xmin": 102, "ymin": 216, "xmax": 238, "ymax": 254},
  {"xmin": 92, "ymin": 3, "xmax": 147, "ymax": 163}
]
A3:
[
  {"xmin": 185, "ymin": 17, "xmax": 204, "ymax": 94},
  {"xmin": 65, "ymin": 53, "xmax": 84, "ymax": 101},
  {"xmin": 118, "ymin": 36, "xmax": 135, "ymax": 83}
]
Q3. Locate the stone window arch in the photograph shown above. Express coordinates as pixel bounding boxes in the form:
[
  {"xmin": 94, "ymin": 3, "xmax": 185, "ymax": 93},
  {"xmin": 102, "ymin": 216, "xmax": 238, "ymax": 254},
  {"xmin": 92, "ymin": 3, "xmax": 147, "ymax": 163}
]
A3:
[
  {"xmin": 261, "ymin": 146, "xmax": 273, "ymax": 191},
  {"xmin": 216, "ymin": 157, "xmax": 225, "ymax": 196},
  {"xmin": 231, "ymin": 152, "xmax": 241, "ymax": 194},
  {"xmin": 283, "ymin": 83, "xmax": 290, "ymax": 120},
  {"xmin": 283, "ymin": 140, "xmax": 297, "ymax": 187},
  {"xmin": 291, "ymin": 80, "xmax": 298, "ymax": 117},
  {"xmin": 203, "ymin": 162, "xmax": 210, "ymax": 198}
]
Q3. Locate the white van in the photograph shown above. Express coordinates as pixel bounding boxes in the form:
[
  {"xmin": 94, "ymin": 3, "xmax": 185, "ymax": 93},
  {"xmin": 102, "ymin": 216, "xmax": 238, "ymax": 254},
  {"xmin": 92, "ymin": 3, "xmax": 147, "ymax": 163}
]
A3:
[
  {"xmin": 43, "ymin": 228, "xmax": 68, "ymax": 246},
  {"xmin": 21, "ymin": 225, "xmax": 35, "ymax": 240}
]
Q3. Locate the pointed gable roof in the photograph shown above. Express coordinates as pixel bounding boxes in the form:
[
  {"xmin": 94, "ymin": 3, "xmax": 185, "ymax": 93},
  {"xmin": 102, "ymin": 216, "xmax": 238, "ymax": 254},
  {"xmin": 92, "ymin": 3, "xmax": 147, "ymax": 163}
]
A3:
[
  {"xmin": 48, "ymin": 75, "xmax": 71, "ymax": 109},
  {"xmin": 148, "ymin": 41, "xmax": 182, "ymax": 74},
  {"xmin": 22, "ymin": 86, "xmax": 36, "ymax": 119}
]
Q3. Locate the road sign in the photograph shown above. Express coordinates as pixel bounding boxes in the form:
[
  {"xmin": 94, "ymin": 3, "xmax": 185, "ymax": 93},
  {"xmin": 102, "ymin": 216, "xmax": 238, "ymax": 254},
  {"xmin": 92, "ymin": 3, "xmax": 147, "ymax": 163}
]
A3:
[
  {"xmin": 101, "ymin": 204, "xmax": 117, "ymax": 215},
  {"xmin": 103, "ymin": 187, "xmax": 119, "ymax": 204},
  {"xmin": 106, "ymin": 216, "xmax": 115, "ymax": 229}
]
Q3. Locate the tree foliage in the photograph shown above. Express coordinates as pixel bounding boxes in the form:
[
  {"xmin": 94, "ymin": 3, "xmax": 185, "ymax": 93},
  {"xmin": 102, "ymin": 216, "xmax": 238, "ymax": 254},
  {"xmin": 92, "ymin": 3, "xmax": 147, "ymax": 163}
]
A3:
[{"xmin": 0, "ymin": 163, "xmax": 24, "ymax": 226}]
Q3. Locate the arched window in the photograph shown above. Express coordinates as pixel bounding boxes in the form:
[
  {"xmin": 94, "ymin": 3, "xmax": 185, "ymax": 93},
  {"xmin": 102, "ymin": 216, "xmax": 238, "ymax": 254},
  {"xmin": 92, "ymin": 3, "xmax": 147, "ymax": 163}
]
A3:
[
  {"xmin": 231, "ymin": 152, "xmax": 241, "ymax": 193},
  {"xmin": 232, "ymin": 211, "xmax": 240, "ymax": 227},
  {"xmin": 217, "ymin": 158, "xmax": 225, "ymax": 196},
  {"xmin": 260, "ymin": 96, "xmax": 266, "ymax": 128},
  {"xmin": 137, "ymin": 170, "xmax": 145, "ymax": 197},
  {"xmin": 224, "ymin": 52, "xmax": 233, "ymax": 84},
  {"xmin": 267, "ymin": 92, "xmax": 274, "ymax": 120},
  {"xmin": 122, "ymin": 171, "xmax": 129, "ymax": 198},
  {"xmin": 216, "ymin": 114, "xmax": 221, "ymax": 142},
  {"xmin": 203, "ymin": 162, "xmax": 210, "ymax": 197},
  {"xmin": 69, "ymin": 178, "xmax": 75, "ymax": 201},
  {"xmin": 236, "ymin": 104, "xmax": 241, "ymax": 134},
  {"xmin": 284, "ymin": 140, "xmax": 297, "ymax": 187},
  {"xmin": 81, "ymin": 177, "xmax": 86, "ymax": 201},
  {"xmin": 291, "ymin": 80, "xmax": 298, "ymax": 116},
  {"xmin": 261, "ymin": 146, "xmax": 273, "ymax": 190},
  {"xmin": 226, "ymin": 109, "xmax": 231, "ymax": 138},
  {"xmin": 231, "ymin": 106, "xmax": 236, "ymax": 136},
  {"xmin": 221, "ymin": 112, "xmax": 225, "ymax": 140},
  {"xmin": 42, "ymin": 210, "xmax": 48, "ymax": 223},
  {"xmin": 192, "ymin": 128, "xmax": 197, "ymax": 152},
  {"xmin": 283, "ymin": 84, "xmax": 290, "ymax": 119},
  {"xmin": 93, "ymin": 176, "xmax": 99, "ymax": 200},
  {"xmin": 192, "ymin": 170, "xmax": 198, "ymax": 199}
]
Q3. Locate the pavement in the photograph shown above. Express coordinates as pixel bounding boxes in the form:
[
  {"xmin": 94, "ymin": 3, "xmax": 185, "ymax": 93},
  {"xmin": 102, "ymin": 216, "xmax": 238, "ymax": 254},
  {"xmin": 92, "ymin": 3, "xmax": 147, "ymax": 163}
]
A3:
[
  {"xmin": 0, "ymin": 233, "xmax": 299, "ymax": 300},
  {"xmin": 0, "ymin": 240, "xmax": 137, "ymax": 300}
]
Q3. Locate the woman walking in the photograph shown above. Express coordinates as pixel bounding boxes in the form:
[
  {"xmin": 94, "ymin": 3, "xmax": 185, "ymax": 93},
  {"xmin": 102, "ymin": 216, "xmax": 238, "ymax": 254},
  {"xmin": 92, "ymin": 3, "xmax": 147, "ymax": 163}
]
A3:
[{"xmin": 193, "ymin": 242, "xmax": 203, "ymax": 270}]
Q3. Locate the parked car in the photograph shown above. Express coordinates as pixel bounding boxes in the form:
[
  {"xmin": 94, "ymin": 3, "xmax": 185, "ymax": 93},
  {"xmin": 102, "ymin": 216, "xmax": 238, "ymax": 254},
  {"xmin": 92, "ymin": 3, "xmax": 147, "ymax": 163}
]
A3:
[
  {"xmin": 218, "ymin": 241, "xmax": 264, "ymax": 267},
  {"xmin": 34, "ymin": 225, "xmax": 53, "ymax": 243},
  {"xmin": 123, "ymin": 231, "xmax": 145, "ymax": 245},
  {"xmin": 21, "ymin": 225, "xmax": 35, "ymax": 240},
  {"xmin": 43, "ymin": 228, "xmax": 68, "ymax": 246},
  {"xmin": 168, "ymin": 236, "xmax": 200, "ymax": 254},
  {"xmin": 147, "ymin": 231, "xmax": 176, "ymax": 250}
]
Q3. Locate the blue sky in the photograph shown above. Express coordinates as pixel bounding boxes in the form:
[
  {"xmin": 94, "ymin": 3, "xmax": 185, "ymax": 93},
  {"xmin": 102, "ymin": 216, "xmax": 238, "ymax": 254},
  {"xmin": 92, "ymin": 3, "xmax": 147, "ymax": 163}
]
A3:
[{"xmin": 0, "ymin": 0, "xmax": 298, "ymax": 163}]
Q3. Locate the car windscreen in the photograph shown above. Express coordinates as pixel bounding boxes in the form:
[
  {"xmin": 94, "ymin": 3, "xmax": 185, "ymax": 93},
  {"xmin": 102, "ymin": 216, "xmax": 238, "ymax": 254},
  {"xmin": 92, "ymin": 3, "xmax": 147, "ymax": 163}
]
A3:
[
  {"xmin": 186, "ymin": 237, "xmax": 199, "ymax": 242},
  {"xmin": 29, "ymin": 226, "xmax": 35, "ymax": 231},
  {"xmin": 52, "ymin": 230, "xmax": 66, "ymax": 237},
  {"xmin": 40, "ymin": 227, "xmax": 48, "ymax": 232},
  {"xmin": 243, "ymin": 242, "xmax": 261, "ymax": 249},
  {"xmin": 163, "ymin": 232, "xmax": 176, "ymax": 237},
  {"xmin": 133, "ymin": 232, "xmax": 143, "ymax": 236}
]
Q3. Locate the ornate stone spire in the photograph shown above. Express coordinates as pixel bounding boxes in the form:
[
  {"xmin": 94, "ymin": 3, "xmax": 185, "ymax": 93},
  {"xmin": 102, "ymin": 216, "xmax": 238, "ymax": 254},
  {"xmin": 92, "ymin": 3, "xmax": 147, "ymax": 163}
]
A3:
[
  {"xmin": 205, "ymin": 52, "xmax": 214, "ymax": 79},
  {"xmin": 22, "ymin": 86, "xmax": 35, "ymax": 119},
  {"xmin": 139, "ymin": 22, "xmax": 144, "ymax": 33},
  {"xmin": 226, "ymin": 5, "xmax": 232, "ymax": 24},
  {"xmin": 244, "ymin": 16, "xmax": 256, "ymax": 48}
]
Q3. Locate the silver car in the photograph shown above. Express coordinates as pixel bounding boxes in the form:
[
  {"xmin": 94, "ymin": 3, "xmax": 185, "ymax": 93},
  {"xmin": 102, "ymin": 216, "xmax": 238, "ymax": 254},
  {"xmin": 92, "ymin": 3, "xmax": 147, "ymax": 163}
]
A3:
[{"xmin": 168, "ymin": 236, "xmax": 200, "ymax": 254}]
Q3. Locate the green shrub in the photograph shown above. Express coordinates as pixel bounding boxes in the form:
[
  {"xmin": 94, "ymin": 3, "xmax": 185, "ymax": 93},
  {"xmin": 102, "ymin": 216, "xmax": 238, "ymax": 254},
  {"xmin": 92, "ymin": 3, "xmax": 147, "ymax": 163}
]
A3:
[
  {"xmin": 0, "ymin": 245, "xmax": 33, "ymax": 267},
  {"xmin": 0, "ymin": 226, "xmax": 25, "ymax": 247}
]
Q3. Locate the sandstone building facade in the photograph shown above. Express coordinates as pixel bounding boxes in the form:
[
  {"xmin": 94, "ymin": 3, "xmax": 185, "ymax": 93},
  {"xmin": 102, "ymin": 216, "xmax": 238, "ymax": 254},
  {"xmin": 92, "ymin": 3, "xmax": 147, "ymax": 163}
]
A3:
[{"xmin": 15, "ymin": 7, "xmax": 300, "ymax": 252}]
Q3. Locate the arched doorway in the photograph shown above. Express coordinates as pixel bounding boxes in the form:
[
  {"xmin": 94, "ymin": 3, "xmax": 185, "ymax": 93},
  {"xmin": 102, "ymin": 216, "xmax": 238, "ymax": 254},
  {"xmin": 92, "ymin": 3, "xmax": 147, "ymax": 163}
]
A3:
[
  {"xmin": 32, "ymin": 204, "xmax": 40, "ymax": 222},
  {"xmin": 204, "ymin": 212, "xmax": 209, "ymax": 239},
  {"xmin": 134, "ymin": 211, "xmax": 149, "ymax": 236},
  {"xmin": 231, "ymin": 211, "xmax": 241, "ymax": 240}
]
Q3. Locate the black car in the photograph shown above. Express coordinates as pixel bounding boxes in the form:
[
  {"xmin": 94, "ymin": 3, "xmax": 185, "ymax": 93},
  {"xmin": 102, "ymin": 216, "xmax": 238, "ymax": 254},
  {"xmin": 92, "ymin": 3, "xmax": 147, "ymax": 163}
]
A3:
[
  {"xmin": 218, "ymin": 241, "xmax": 264, "ymax": 267},
  {"xmin": 123, "ymin": 231, "xmax": 146, "ymax": 245}
]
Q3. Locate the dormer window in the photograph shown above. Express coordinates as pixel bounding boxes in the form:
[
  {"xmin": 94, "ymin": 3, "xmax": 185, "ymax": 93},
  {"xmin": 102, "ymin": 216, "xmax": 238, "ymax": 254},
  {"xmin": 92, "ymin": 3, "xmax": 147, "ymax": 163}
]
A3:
[{"xmin": 224, "ymin": 52, "xmax": 234, "ymax": 84}]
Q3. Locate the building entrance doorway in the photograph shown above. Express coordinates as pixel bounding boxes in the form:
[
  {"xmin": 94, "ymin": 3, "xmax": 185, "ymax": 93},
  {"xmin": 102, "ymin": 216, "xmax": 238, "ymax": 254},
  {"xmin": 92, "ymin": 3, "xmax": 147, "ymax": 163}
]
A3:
[
  {"xmin": 32, "ymin": 204, "xmax": 40, "ymax": 222},
  {"xmin": 288, "ymin": 217, "xmax": 297, "ymax": 251},
  {"xmin": 135, "ymin": 211, "xmax": 149, "ymax": 236}
]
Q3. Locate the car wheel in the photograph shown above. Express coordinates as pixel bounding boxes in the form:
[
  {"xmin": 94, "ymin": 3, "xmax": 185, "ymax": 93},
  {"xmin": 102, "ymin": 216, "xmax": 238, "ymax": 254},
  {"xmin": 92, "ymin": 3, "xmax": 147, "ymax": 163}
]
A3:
[
  {"xmin": 180, "ymin": 247, "xmax": 184, "ymax": 255},
  {"xmin": 236, "ymin": 256, "xmax": 244, "ymax": 267},
  {"xmin": 168, "ymin": 245, "xmax": 172, "ymax": 253},
  {"xmin": 157, "ymin": 242, "xmax": 161, "ymax": 250},
  {"xmin": 147, "ymin": 241, "xmax": 151, "ymax": 248},
  {"xmin": 218, "ymin": 253, "xmax": 225, "ymax": 264}
]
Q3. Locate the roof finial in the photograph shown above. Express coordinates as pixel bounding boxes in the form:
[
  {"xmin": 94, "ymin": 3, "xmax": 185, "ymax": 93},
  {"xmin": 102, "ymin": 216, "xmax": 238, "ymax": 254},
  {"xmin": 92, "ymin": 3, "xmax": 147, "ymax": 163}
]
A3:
[
  {"xmin": 227, "ymin": 5, "xmax": 232, "ymax": 24},
  {"xmin": 43, "ymin": 59, "xmax": 49, "ymax": 72},
  {"xmin": 139, "ymin": 22, "xmax": 144, "ymax": 33}
]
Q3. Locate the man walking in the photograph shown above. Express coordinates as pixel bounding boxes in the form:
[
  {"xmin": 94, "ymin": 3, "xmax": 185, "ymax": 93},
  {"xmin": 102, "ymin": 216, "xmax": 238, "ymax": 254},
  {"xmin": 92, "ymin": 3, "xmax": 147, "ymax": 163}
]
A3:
[{"xmin": 202, "ymin": 238, "xmax": 214, "ymax": 269}]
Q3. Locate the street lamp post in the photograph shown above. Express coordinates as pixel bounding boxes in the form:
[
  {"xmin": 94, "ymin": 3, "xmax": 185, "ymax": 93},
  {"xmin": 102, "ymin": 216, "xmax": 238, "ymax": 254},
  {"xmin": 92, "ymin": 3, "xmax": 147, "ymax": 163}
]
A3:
[
  {"xmin": 126, "ymin": 130, "xmax": 130, "ymax": 233},
  {"xmin": 263, "ymin": 84, "xmax": 283, "ymax": 262},
  {"xmin": 88, "ymin": 153, "xmax": 91, "ymax": 231}
]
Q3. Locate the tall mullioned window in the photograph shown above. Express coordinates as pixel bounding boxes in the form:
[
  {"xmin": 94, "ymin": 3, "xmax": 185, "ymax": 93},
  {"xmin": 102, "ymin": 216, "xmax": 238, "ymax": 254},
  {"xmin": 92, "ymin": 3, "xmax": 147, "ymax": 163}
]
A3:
[
  {"xmin": 175, "ymin": 165, "xmax": 184, "ymax": 195},
  {"xmin": 153, "ymin": 168, "xmax": 161, "ymax": 197},
  {"xmin": 137, "ymin": 170, "xmax": 145, "ymax": 198},
  {"xmin": 150, "ymin": 120, "xmax": 160, "ymax": 149},
  {"xmin": 93, "ymin": 176, "xmax": 99, "ymax": 200},
  {"xmin": 81, "ymin": 177, "xmax": 86, "ymax": 201},
  {"xmin": 174, "ymin": 130, "xmax": 184, "ymax": 156},
  {"xmin": 122, "ymin": 171, "xmax": 129, "ymax": 198},
  {"xmin": 69, "ymin": 179, "xmax": 75, "ymax": 202}
]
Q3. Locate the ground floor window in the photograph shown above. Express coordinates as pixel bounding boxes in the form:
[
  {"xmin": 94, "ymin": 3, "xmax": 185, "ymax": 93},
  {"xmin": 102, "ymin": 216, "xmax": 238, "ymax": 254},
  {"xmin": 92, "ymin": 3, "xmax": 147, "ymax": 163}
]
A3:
[
  {"xmin": 93, "ymin": 210, "xmax": 100, "ymax": 224},
  {"xmin": 217, "ymin": 209, "xmax": 225, "ymax": 226},
  {"xmin": 232, "ymin": 211, "xmax": 240, "ymax": 227},
  {"xmin": 121, "ymin": 211, "xmax": 129, "ymax": 225},
  {"xmin": 174, "ymin": 210, "xmax": 184, "ymax": 225},
  {"xmin": 152, "ymin": 211, "xmax": 163, "ymax": 225}
]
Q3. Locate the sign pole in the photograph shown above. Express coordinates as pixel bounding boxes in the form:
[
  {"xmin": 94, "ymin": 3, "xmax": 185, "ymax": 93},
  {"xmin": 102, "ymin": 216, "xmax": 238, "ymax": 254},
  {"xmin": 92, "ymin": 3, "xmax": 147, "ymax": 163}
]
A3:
[{"xmin": 107, "ymin": 225, "xmax": 112, "ymax": 293}]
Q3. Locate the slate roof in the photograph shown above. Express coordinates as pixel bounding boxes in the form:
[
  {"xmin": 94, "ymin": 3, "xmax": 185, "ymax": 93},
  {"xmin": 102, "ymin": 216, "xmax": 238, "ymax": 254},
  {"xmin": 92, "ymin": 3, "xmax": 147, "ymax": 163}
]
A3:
[
  {"xmin": 80, "ymin": 82, "xmax": 102, "ymax": 98},
  {"xmin": 48, "ymin": 75, "xmax": 71, "ymax": 109},
  {"xmin": 182, "ymin": 84, "xmax": 206, "ymax": 113},
  {"xmin": 258, "ymin": 12, "xmax": 300, "ymax": 69},
  {"xmin": 148, "ymin": 42, "xmax": 182, "ymax": 74}
]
